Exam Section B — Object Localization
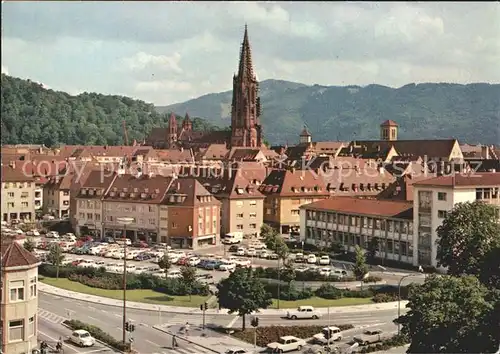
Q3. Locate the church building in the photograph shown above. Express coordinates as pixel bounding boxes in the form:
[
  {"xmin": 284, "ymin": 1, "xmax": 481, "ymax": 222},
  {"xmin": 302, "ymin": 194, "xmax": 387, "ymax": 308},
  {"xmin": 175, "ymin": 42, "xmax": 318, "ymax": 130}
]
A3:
[{"xmin": 146, "ymin": 26, "xmax": 264, "ymax": 150}]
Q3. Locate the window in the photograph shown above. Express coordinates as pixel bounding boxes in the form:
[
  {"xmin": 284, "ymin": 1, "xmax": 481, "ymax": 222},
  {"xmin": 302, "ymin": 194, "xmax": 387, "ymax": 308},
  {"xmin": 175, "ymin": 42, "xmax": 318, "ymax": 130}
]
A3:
[
  {"xmin": 236, "ymin": 224, "xmax": 244, "ymax": 230},
  {"xmin": 8, "ymin": 192, "xmax": 14, "ymax": 198},
  {"xmin": 63, "ymin": 191, "xmax": 69, "ymax": 196},
  {"xmin": 437, "ymin": 192, "xmax": 447, "ymax": 201},
  {"xmin": 249, "ymin": 200, "xmax": 257, "ymax": 207},
  {"xmin": 28, "ymin": 316, "xmax": 35, "ymax": 337},
  {"xmin": 10, "ymin": 280, "xmax": 25, "ymax": 301},
  {"xmin": 21, "ymin": 202, "xmax": 29, "ymax": 207},
  {"xmin": 236, "ymin": 213, "xmax": 244, "ymax": 219},
  {"xmin": 172, "ymin": 222, "xmax": 178, "ymax": 229},
  {"xmin": 7, "ymin": 202, "xmax": 14, "ymax": 208},
  {"xmin": 213, "ymin": 220, "xmax": 217, "ymax": 229},
  {"xmin": 249, "ymin": 223, "xmax": 256, "ymax": 229},
  {"xmin": 30, "ymin": 277, "xmax": 37, "ymax": 298},
  {"xmin": 79, "ymin": 212, "xmax": 85, "ymax": 218},
  {"xmin": 249, "ymin": 212, "xmax": 257, "ymax": 218},
  {"xmin": 87, "ymin": 213, "xmax": 93, "ymax": 220},
  {"xmin": 9, "ymin": 319, "xmax": 24, "ymax": 342},
  {"xmin": 95, "ymin": 214, "xmax": 100, "ymax": 221},
  {"xmin": 291, "ymin": 209, "xmax": 300, "ymax": 215},
  {"xmin": 149, "ymin": 205, "xmax": 155, "ymax": 212},
  {"xmin": 236, "ymin": 201, "xmax": 243, "ymax": 207},
  {"xmin": 149, "ymin": 219, "xmax": 156, "ymax": 225},
  {"xmin": 438, "ymin": 210, "xmax": 448, "ymax": 219},
  {"xmin": 63, "ymin": 200, "xmax": 69, "ymax": 206}
]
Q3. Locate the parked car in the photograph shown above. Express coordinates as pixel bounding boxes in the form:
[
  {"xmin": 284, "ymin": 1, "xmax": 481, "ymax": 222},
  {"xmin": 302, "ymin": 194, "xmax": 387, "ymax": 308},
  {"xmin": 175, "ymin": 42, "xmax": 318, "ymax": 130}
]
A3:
[
  {"xmin": 228, "ymin": 245, "xmax": 239, "ymax": 252},
  {"xmin": 312, "ymin": 326, "xmax": 343, "ymax": 344},
  {"xmin": 225, "ymin": 349, "xmax": 254, "ymax": 354},
  {"xmin": 307, "ymin": 254, "xmax": 317, "ymax": 264},
  {"xmin": 286, "ymin": 306, "xmax": 322, "ymax": 320},
  {"xmin": 318, "ymin": 255, "xmax": 330, "ymax": 265},
  {"xmin": 69, "ymin": 329, "xmax": 95, "ymax": 347},
  {"xmin": 353, "ymin": 330, "xmax": 391, "ymax": 346},
  {"xmin": 167, "ymin": 270, "xmax": 182, "ymax": 279},
  {"xmin": 236, "ymin": 247, "xmax": 246, "ymax": 256},
  {"xmin": 218, "ymin": 261, "xmax": 236, "ymax": 271},
  {"xmin": 267, "ymin": 336, "xmax": 306, "ymax": 353}
]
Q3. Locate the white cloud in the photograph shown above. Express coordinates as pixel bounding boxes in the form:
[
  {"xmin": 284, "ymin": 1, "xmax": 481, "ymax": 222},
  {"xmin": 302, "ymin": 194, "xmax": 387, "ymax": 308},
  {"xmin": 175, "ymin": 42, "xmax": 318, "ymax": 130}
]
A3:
[
  {"xmin": 123, "ymin": 52, "xmax": 182, "ymax": 73},
  {"xmin": 1, "ymin": 65, "xmax": 8, "ymax": 74},
  {"xmin": 1, "ymin": 2, "xmax": 499, "ymax": 104}
]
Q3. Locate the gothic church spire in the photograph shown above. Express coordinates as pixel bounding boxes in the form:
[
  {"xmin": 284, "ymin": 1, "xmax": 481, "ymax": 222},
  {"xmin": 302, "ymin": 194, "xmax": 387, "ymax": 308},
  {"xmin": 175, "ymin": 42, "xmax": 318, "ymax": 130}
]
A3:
[{"xmin": 238, "ymin": 24, "xmax": 254, "ymax": 80}]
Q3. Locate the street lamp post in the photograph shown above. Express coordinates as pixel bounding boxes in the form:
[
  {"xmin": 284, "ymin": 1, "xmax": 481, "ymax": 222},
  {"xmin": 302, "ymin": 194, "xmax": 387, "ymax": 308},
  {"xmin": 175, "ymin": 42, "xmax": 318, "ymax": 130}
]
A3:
[
  {"xmin": 301, "ymin": 241, "xmax": 305, "ymax": 291},
  {"xmin": 117, "ymin": 217, "xmax": 134, "ymax": 347},
  {"xmin": 397, "ymin": 269, "xmax": 424, "ymax": 335}
]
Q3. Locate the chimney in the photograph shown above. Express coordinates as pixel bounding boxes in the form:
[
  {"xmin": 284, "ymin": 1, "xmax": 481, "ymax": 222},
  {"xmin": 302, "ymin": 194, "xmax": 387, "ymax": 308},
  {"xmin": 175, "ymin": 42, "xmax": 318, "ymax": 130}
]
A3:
[
  {"xmin": 481, "ymin": 145, "xmax": 490, "ymax": 160},
  {"xmin": 9, "ymin": 161, "xmax": 16, "ymax": 169},
  {"xmin": 177, "ymin": 182, "xmax": 180, "ymax": 191},
  {"xmin": 228, "ymin": 164, "xmax": 233, "ymax": 179}
]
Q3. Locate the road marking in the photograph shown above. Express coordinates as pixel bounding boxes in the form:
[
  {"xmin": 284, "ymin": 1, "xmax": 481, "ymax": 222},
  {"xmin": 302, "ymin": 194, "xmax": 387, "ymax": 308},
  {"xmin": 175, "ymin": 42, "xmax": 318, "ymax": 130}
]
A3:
[
  {"xmin": 226, "ymin": 315, "xmax": 239, "ymax": 328},
  {"xmin": 38, "ymin": 309, "xmax": 67, "ymax": 324},
  {"xmin": 38, "ymin": 330, "xmax": 81, "ymax": 354},
  {"xmin": 146, "ymin": 339, "xmax": 160, "ymax": 346},
  {"xmin": 85, "ymin": 349, "xmax": 111, "ymax": 353},
  {"xmin": 87, "ymin": 316, "xmax": 101, "ymax": 322},
  {"xmin": 139, "ymin": 323, "xmax": 149, "ymax": 327},
  {"xmin": 113, "ymin": 313, "xmax": 121, "ymax": 318}
]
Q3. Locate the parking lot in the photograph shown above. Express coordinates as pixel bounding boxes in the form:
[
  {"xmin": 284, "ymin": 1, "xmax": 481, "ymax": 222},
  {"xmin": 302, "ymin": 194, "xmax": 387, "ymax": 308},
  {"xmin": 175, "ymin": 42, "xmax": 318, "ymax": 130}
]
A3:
[{"xmin": 33, "ymin": 232, "xmax": 355, "ymax": 284}]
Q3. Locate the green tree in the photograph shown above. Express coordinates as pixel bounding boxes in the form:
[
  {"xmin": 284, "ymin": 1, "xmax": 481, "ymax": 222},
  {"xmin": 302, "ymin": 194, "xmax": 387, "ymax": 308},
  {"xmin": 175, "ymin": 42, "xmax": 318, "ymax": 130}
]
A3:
[
  {"xmin": 23, "ymin": 238, "xmax": 35, "ymax": 252},
  {"xmin": 158, "ymin": 254, "xmax": 172, "ymax": 272},
  {"xmin": 400, "ymin": 275, "xmax": 498, "ymax": 353},
  {"xmin": 352, "ymin": 245, "xmax": 368, "ymax": 280},
  {"xmin": 217, "ymin": 267, "xmax": 272, "ymax": 330},
  {"xmin": 367, "ymin": 237, "xmax": 379, "ymax": 262},
  {"xmin": 436, "ymin": 201, "xmax": 500, "ymax": 278},
  {"xmin": 47, "ymin": 243, "xmax": 65, "ymax": 279},
  {"xmin": 260, "ymin": 224, "xmax": 278, "ymax": 249},
  {"xmin": 180, "ymin": 266, "xmax": 197, "ymax": 300},
  {"xmin": 479, "ymin": 246, "xmax": 500, "ymax": 289}
]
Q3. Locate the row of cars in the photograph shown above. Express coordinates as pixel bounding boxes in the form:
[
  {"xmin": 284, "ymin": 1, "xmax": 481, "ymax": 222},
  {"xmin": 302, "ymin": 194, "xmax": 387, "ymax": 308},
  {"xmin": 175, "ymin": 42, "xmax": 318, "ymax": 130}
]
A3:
[{"xmin": 230, "ymin": 245, "xmax": 338, "ymax": 266}]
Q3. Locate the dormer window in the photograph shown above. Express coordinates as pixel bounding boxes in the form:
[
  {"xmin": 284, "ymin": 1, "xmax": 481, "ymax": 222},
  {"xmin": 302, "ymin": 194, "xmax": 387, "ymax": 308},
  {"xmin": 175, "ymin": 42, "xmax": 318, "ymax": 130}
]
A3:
[
  {"xmin": 109, "ymin": 191, "xmax": 116, "ymax": 197},
  {"xmin": 123, "ymin": 187, "xmax": 128, "ymax": 193},
  {"xmin": 130, "ymin": 193, "xmax": 136, "ymax": 198},
  {"xmin": 113, "ymin": 187, "xmax": 118, "ymax": 192},
  {"xmin": 301, "ymin": 187, "xmax": 306, "ymax": 192},
  {"xmin": 367, "ymin": 183, "xmax": 372, "ymax": 191},
  {"xmin": 236, "ymin": 188, "xmax": 244, "ymax": 195},
  {"xmin": 133, "ymin": 188, "xmax": 139, "ymax": 193},
  {"xmin": 152, "ymin": 194, "xmax": 158, "ymax": 199},
  {"xmin": 120, "ymin": 192, "xmax": 126, "ymax": 197},
  {"xmin": 382, "ymin": 183, "xmax": 386, "ymax": 189},
  {"xmin": 375, "ymin": 183, "xmax": 380, "ymax": 190},
  {"xmin": 144, "ymin": 188, "xmax": 149, "ymax": 193},
  {"xmin": 81, "ymin": 189, "xmax": 87, "ymax": 195},
  {"xmin": 141, "ymin": 193, "xmax": 147, "ymax": 199},
  {"xmin": 155, "ymin": 188, "xmax": 160, "ymax": 194},
  {"xmin": 89, "ymin": 189, "xmax": 94, "ymax": 196},
  {"xmin": 314, "ymin": 185, "xmax": 319, "ymax": 192},
  {"xmin": 169, "ymin": 195, "xmax": 175, "ymax": 203}
]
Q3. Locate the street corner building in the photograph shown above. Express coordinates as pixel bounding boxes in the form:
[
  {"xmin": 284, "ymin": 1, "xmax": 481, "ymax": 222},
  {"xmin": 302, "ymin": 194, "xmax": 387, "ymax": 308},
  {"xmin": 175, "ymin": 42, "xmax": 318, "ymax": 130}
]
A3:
[{"xmin": 1, "ymin": 238, "xmax": 41, "ymax": 354}]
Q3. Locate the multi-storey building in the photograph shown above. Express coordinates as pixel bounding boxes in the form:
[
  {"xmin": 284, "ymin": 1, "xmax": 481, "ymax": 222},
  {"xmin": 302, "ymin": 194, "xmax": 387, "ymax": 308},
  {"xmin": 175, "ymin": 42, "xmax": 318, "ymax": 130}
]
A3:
[
  {"xmin": 1, "ymin": 163, "xmax": 36, "ymax": 223},
  {"xmin": 412, "ymin": 172, "xmax": 500, "ymax": 268},
  {"xmin": 1, "ymin": 239, "xmax": 41, "ymax": 354},
  {"xmin": 43, "ymin": 174, "xmax": 72, "ymax": 219},
  {"xmin": 162, "ymin": 178, "xmax": 221, "ymax": 249},
  {"xmin": 300, "ymin": 197, "xmax": 414, "ymax": 264}
]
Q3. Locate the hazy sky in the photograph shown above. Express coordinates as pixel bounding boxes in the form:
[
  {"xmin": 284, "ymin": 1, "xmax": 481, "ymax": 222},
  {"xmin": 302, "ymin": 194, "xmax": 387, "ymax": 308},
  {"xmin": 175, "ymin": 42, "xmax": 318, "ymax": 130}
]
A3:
[{"xmin": 2, "ymin": 2, "xmax": 499, "ymax": 105}]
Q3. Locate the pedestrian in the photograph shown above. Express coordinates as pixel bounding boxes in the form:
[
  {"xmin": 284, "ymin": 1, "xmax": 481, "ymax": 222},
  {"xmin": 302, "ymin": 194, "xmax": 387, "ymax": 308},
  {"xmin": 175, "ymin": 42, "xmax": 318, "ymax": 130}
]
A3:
[{"xmin": 184, "ymin": 321, "xmax": 190, "ymax": 336}]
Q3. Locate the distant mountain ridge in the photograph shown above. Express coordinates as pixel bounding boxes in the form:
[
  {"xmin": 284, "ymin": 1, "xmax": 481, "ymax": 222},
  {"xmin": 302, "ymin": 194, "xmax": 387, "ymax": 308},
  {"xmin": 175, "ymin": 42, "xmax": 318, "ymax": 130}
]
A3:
[{"xmin": 157, "ymin": 79, "xmax": 500, "ymax": 145}]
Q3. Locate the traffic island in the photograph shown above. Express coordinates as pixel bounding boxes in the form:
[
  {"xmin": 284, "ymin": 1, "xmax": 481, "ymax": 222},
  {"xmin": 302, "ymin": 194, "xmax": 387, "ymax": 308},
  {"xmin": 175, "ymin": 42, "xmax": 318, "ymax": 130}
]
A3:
[
  {"xmin": 63, "ymin": 319, "xmax": 130, "ymax": 352},
  {"xmin": 214, "ymin": 324, "xmax": 354, "ymax": 347},
  {"xmin": 153, "ymin": 323, "xmax": 259, "ymax": 353}
]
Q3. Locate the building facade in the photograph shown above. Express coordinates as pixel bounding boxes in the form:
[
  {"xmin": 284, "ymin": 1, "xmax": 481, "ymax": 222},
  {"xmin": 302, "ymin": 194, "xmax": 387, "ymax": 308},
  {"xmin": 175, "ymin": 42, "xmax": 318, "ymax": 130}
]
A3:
[
  {"xmin": 412, "ymin": 172, "xmax": 500, "ymax": 268},
  {"xmin": 300, "ymin": 197, "xmax": 414, "ymax": 264},
  {"xmin": 1, "ymin": 241, "xmax": 41, "ymax": 354},
  {"xmin": 1, "ymin": 164, "xmax": 36, "ymax": 223}
]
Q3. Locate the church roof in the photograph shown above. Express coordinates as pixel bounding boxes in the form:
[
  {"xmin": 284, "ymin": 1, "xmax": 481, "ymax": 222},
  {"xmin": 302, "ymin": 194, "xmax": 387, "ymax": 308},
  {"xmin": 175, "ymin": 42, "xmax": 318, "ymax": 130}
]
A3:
[
  {"xmin": 381, "ymin": 120, "xmax": 398, "ymax": 127},
  {"xmin": 300, "ymin": 126, "xmax": 311, "ymax": 137}
]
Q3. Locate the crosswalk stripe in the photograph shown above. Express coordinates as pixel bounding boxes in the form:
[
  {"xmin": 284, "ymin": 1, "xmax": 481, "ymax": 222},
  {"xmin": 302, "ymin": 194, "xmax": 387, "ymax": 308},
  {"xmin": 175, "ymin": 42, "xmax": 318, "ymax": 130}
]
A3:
[
  {"xmin": 37, "ymin": 309, "xmax": 67, "ymax": 324},
  {"xmin": 152, "ymin": 347, "xmax": 215, "ymax": 354}
]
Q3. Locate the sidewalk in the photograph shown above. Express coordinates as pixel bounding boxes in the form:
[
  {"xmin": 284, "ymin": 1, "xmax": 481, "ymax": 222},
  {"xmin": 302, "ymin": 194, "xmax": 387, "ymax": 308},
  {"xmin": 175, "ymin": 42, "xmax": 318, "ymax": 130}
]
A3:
[{"xmin": 39, "ymin": 282, "xmax": 408, "ymax": 316}]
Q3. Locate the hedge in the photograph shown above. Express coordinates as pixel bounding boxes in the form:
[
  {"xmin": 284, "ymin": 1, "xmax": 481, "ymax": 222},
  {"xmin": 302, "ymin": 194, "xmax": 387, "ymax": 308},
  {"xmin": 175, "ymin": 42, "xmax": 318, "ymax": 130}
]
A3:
[
  {"xmin": 261, "ymin": 282, "xmax": 405, "ymax": 302},
  {"xmin": 40, "ymin": 264, "xmax": 210, "ymax": 296},
  {"xmin": 63, "ymin": 319, "xmax": 130, "ymax": 352},
  {"xmin": 356, "ymin": 334, "xmax": 409, "ymax": 353},
  {"xmin": 252, "ymin": 266, "xmax": 382, "ymax": 283}
]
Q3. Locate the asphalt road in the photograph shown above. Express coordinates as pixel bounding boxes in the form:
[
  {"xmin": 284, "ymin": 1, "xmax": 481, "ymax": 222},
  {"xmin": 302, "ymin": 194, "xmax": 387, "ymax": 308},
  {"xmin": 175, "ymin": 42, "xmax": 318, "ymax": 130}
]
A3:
[{"xmin": 39, "ymin": 291, "xmax": 407, "ymax": 354}]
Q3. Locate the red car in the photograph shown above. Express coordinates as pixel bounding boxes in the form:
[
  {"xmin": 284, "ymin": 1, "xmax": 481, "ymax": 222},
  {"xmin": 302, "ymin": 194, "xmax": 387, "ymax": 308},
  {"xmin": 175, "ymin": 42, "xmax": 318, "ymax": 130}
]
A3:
[{"xmin": 176, "ymin": 257, "xmax": 188, "ymax": 266}]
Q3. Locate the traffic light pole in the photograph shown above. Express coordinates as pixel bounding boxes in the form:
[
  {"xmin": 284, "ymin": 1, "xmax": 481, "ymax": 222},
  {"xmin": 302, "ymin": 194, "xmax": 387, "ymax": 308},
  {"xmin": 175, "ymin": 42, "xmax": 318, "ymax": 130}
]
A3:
[{"xmin": 200, "ymin": 302, "xmax": 207, "ymax": 329}]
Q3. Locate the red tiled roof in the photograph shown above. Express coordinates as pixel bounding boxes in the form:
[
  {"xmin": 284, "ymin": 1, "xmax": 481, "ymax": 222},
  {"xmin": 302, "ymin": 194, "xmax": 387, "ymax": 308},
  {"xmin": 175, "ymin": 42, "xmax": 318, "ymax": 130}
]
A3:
[
  {"xmin": 413, "ymin": 172, "xmax": 500, "ymax": 187},
  {"xmin": 1, "ymin": 164, "xmax": 35, "ymax": 182},
  {"xmin": 301, "ymin": 197, "xmax": 413, "ymax": 218},
  {"xmin": 381, "ymin": 120, "xmax": 398, "ymax": 127},
  {"xmin": 1, "ymin": 241, "xmax": 40, "ymax": 268},
  {"xmin": 104, "ymin": 174, "xmax": 173, "ymax": 204}
]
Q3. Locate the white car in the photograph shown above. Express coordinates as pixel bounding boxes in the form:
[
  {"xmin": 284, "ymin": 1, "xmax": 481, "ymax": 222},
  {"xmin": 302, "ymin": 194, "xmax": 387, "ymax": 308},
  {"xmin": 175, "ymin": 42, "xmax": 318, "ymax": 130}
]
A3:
[
  {"xmin": 236, "ymin": 247, "xmax": 246, "ymax": 256},
  {"xmin": 286, "ymin": 306, "xmax": 322, "ymax": 320},
  {"xmin": 167, "ymin": 270, "xmax": 182, "ymax": 279},
  {"xmin": 249, "ymin": 241, "xmax": 266, "ymax": 250},
  {"xmin": 219, "ymin": 261, "xmax": 236, "ymax": 271},
  {"xmin": 318, "ymin": 267, "xmax": 331, "ymax": 277},
  {"xmin": 307, "ymin": 254, "xmax": 317, "ymax": 264},
  {"xmin": 236, "ymin": 259, "xmax": 251, "ymax": 267},
  {"xmin": 318, "ymin": 255, "xmax": 330, "ymax": 265},
  {"xmin": 313, "ymin": 326, "xmax": 343, "ymax": 344},
  {"xmin": 69, "ymin": 329, "xmax": 95, "ymax": 347},
  {"xmin": 225, "ymin": 349, "xmax": 254, "ymax": 354},
  {"xmin": 245, "ymin": 248, "xmax": 257, "ymax": 257},
  {"xmin": 64, "ymin": 233, "xmax": 77, "ymax": 241},
  {"xmin": 46, "ymin": 231, "xmax": 59, "ymax": 238},
  {"xmin": 188, "ymin": 257, "xmax": 201, "ymax": 267},
  {"xmin": 267, "ymin": 336, "xmax": 306, "ymax": 353},
  {"xmin": 92, "ymin": 261, "xmax": 106, "ymax": 268},
  {"xmin": 77, "ymin": 260, "xmax": 95, "ymax": 268}
]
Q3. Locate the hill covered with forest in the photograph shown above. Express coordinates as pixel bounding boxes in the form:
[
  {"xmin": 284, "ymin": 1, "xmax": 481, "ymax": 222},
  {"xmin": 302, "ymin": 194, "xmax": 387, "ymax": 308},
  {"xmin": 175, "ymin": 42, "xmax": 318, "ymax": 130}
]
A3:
[
  {"xmin": 0, "ymin": 74, "xmax": 218, "ymax": 146},
  {"xmin": 159, "ymin": 79, "xmax": 500, "ymax": 145}
]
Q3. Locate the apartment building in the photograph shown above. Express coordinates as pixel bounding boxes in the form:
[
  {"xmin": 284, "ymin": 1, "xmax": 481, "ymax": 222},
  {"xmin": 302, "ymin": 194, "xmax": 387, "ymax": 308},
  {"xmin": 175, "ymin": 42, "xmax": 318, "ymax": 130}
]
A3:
[
  {"xmin": 300, "ymin": 197, "xmax": 414, "ymax": 264},
  {"xmin": 162, "ymin": 178, "xmax": 221, "ymax": 249},
  {"xmin": 102, "ymin": 174, "xmax": 175, "ymax": 243},
  {"xmin": 1, "ymin": 164, "xmax": 36, "ymax": 223},
  {"xmin": 74, "ymin": 170, "xmax": 117, "ymax": 238},
  {"xmin": 43, "ymin": 174, "xmax": 72, "ymax": 219},
  {"xmin": 412, "ymin": 172, "xmax": 500, "ymax": 268},
  {"xmin": 1, "ymin": 239, "xmax": 41, "ymax": 354}
]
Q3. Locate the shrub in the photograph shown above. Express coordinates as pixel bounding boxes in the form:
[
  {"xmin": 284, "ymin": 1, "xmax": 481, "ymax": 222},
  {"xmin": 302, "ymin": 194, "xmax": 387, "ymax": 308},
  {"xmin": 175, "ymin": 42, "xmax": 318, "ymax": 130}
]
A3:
[
  {"xmin": 230, "ymin": 324, "xmax": 354, "ymax": 347},
  {"xmin": 363, "ymin": 276, "xmax": 383, "ymax": 283},
  {"xmin": 357, "ymin": 334, "xmax": 409, "ymax": 353},
  {"xmin": 372, "ymin": 293, "xmax": 397, "ymax": 303},
  {"xmin": 315, "ymin": 284, "xmax": 343, "ymax": 299},
  {"xmin": 63, "ymin": 319, "xmax": 130, "ymax": 352},
  {"xmin": 263, "ymin": 282, "xmax": 313, "ymax": 300},
  {"xmin": 254, "ymin": 266, "xmax": 356, "ymax": 282}
]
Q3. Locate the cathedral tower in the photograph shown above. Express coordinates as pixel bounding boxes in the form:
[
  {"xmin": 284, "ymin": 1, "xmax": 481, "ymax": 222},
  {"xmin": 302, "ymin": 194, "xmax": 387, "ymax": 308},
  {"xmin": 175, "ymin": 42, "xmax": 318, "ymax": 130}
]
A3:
[
  {"xmin": 168, "ymin": 112, "xmax": 178, "ymax": 147},
  {"xmin": 230, "ymin": 25, "xmax": 263, "ymax": 148}
]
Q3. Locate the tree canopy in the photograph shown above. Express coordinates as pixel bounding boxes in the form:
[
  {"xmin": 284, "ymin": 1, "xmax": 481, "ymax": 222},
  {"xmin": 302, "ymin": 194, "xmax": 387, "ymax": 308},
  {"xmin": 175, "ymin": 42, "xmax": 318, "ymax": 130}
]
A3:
[
  {"xmin": 1, "ymin": 74, "xmax": 220, "ymax": 146},
  {"xmin": 436, "ymin": 201, "xmax": 500, "ymax": 278},
  {"xmin": 217, "ymin": 267, "xmax": 272, "ymax": 330},
  {"xmin": 400, "ymin": 275, "xmax": 498, "ymax": 353}
]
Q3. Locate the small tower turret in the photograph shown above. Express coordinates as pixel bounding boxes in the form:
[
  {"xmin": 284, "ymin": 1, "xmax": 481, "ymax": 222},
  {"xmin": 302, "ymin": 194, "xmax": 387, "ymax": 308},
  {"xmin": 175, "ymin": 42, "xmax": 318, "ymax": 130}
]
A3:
[
  {"xmin": 182, "ymin": 113, "xmax": 192, "ymax": 131},
  {"xmin": 380, "ymin": 120, "xmax": 398, "ymax": 141},
  {"xmin": 300, "ymin": 125, "xmax": 312, "ymax": 144}
]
